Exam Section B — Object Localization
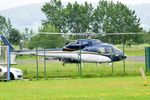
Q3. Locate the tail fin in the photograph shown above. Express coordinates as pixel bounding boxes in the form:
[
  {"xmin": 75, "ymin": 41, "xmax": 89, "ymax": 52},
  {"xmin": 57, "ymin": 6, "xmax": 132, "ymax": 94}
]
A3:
[{"xmin": 0, "ymin": 35, "xmax": 14, "ymax": 51}]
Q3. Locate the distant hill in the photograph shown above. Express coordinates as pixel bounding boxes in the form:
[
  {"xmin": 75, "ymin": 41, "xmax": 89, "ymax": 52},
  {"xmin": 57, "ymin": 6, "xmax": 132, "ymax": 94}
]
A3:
[
  {"xmin": 0, "ymin": 3, "xmax": 150, "ymax": 32},
  {"xmin": 0, "ymin": 3, "xmax": 45, "ymax": 32}
]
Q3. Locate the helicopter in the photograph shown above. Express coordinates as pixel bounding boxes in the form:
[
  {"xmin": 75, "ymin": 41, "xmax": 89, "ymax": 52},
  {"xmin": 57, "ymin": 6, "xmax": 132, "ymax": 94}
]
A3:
[
  {"xmin": 0, "ymin": 35, "xmax": 126, "ymax": 64},
  {"xmin": 61, "ymin": 39, "xmax": 127, "ymax": 63}
]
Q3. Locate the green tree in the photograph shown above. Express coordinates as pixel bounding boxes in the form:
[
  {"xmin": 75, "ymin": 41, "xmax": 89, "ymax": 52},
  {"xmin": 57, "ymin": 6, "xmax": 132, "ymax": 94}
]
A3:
[
  {"xmin": 41, "ymin": 0, "xmax": 143, "ymax": 45},
  {"xmin": 42, "ymin": 0, "xmax": 142, "ymax": 33},
  {"xmin": 144, "ymin": 32, "xmax": 150, "ymax": 44},
  {"xmin": 64, "ymin": 2, "xmax": 93, "ymax": 33},
  {"xmin": 92, "ymin": 0, "xmax": 142, "ymax": 33},
  {"xmin": 8, "ymin": 28, "xmax": 21, "ymax": 45},
  {"xmin": 41, "ymin": 0, "xmax": 93, "ymax": 33},
  {"xmin": 0, "ymin": 15, "xmax": 12, "ymax": 37},
  {"xmin": 41, "ymin": 0, "xmax": 63, "ymax": 32},
  {"xmin": 27, "ymin": 24, "xmax": 66, "ymax": 49},
  {"xmin": 92, "ymin": 0, "xmax": 143, "ymax": 46}
]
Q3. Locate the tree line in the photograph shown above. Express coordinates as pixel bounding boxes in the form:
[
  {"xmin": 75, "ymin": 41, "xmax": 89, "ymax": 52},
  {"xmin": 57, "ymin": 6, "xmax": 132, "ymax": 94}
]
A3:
[
  {"xmin": 0, "ymin": 0, "xmax": 150, "ymax": 49},
  {"xmin": 0, "ymin": 15, "xmax": 21, "ymax": 45},
  {"xmin": 41, "ymin": 0, "xmax": 142, "ymax": 33}
]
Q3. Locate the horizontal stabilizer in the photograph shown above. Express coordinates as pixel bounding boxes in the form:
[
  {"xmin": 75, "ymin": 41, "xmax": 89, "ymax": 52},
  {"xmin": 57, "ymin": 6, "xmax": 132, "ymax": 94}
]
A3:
[{"xmin": 0, "ymin": 35, "xmax": 14, "ymax": 51}]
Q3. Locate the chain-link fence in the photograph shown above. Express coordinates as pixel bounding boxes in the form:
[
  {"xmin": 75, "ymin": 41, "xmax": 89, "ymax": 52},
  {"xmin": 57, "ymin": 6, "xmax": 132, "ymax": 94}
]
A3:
[{"xmin": 12, "ymin": 33, "xmax": 149, "ymax": 79}]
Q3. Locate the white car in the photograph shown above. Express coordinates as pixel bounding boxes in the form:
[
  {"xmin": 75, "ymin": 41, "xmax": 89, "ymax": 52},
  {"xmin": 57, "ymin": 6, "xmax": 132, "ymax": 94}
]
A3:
[{"xmin": 0, "ymin": 65, "xmax": 23, "ymax": 80}]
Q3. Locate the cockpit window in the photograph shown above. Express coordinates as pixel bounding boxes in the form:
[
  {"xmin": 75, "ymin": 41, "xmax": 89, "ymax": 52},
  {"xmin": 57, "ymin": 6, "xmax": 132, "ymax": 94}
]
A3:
[
  {"xmin": 113, "ymin": 46, "xmax": 122, "ymax": 53},
  {"xmin": 94, "ymin": 40, "xmax": 102, "ymax": 45},
  {"xmin": 98, "ymin": 47, "xmax": 105, "ymax": 54},
  {"xmin": 105, "ymin": 47, "xmax": 112, "ymax": 54},
  {"xmin": 77, "ymin": 40, "xmax": 88, "ymax": 44},
  {"xmin": 77, "ymin": 39, "xmax": 102, "ymax": 46},
  {"xmin": 98, "ymin": 46, "xmax": 112, "ymax": 55}
]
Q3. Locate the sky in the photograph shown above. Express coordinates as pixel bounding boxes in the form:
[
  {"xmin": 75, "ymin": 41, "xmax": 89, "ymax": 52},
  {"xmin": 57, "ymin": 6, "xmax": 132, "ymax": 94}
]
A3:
[{"xmin": 0, "ymin": 0, "xmax": 150, "ymax": 10}]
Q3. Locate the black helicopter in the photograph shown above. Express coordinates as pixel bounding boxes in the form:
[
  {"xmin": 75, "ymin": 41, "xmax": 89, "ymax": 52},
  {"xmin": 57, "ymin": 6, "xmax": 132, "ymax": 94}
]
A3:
[
  {"xmin": 0, "ymin": 35, "xmax": 126, "ymax": 64},
  {"xmin": 62, "ymin": 39, "xmax": 127, "ymax": 63}
]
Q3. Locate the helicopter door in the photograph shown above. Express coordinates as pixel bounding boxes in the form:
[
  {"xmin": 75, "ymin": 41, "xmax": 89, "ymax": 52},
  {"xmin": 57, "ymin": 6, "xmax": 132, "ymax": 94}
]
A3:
[
  {"xmin": 98, "ymin": 47, "xmax": 112, "ymax": 55},
  {"xmin": 105, "ymin": 47, "xmax": 112, "ymax": 54},
  {"xmin": 98, "ymin": 47, "xmax": 105, "ymax": 54}
]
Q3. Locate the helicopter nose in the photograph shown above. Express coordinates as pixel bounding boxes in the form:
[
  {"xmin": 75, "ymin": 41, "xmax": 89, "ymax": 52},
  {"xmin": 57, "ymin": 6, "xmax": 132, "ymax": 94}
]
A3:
[{"xmin": 119, "ymin": 54, "xmax": 127, "ymax": 60}]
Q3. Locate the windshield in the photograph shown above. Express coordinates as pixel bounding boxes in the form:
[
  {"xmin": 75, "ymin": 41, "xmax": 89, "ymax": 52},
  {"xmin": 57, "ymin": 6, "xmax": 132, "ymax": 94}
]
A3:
[
  {"xmin": 113, "ymin": 46, "xmax": 122, "ymax": 54},
  {"xmin": 98, "ymin": 46, "xmax": 112, "ymax": 55},
  {"xmin": 77, "ymin": 40, "xmax": 88, "ymax": 44},
  {"xmin": 94, "ymin": 40, "xmax": 103, "ymax": 45},
  {"xmin": 77, "ymin": 39, "xmax": 102, "ymax": 45}
]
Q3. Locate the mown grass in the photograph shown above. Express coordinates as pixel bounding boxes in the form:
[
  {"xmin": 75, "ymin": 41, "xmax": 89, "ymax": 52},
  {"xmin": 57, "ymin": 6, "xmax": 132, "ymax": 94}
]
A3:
[
  {"xmin": 116, "ymin": 44, "xmax": 149, "ymax": 56},
  {"xmin": 0, "ymin": 76, "xmax": 150, "ymax": 100},
  {"xmin": 0, "ymin": 44, "xmax": 148, "ymax": 100},
  {"xmin": 125, "ymin": 48, "xmax": 144, "ymax": 56}
]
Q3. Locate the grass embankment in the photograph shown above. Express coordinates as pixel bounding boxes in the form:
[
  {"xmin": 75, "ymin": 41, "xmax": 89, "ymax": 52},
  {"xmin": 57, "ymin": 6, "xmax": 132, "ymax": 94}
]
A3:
[
  {"xmin": 0, "ymin": 76, "xmax": 150, "ymax": 100},
  {"xmin": 12, "ymin": 60, "xmax": 145, "ymax": 79},
  {"xmin": 117, "ymin": 44, "xmax": 148, "ymax": 56},
  {"xmin": 0, "ymin": 45, "xmax": 149, "ymax": 100},
  {"xmin": 125, "ymin": 48, "xmax": 144, "ymax": 56}
]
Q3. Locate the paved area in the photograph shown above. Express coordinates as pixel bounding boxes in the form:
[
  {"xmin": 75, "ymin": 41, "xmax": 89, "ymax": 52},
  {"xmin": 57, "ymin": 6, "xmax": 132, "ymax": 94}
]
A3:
[
  {"xmin": 15, "ymin": 56, "xmax": 146, "ymax": 64},
  {"xmin": 126, "ymin": 56, "xmax": 145, "ymax": 62}
]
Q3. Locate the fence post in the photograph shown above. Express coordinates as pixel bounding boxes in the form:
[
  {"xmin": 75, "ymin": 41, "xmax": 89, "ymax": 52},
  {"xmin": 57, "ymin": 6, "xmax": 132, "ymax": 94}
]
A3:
[
  {"xmin": 7, "ymin": 46, "xmax": 10, "ymax": 81},
  {"xmin": 145, "ymin": 47, "xmax": 150, "ymax": 72},
  {"xmin": 36, "ymin": 48, "xmax": 39, "ymax": 80},
  {"xmin": 44, "ymin": 50, "xmax": 47, "ymax": 80},
  {"xmin": 79, "ymin": 46, "xmax": 82, "ymax": 77},
  {"xmin": 123, "ymin": 42, "xmax": 126, "ymax": 75}
]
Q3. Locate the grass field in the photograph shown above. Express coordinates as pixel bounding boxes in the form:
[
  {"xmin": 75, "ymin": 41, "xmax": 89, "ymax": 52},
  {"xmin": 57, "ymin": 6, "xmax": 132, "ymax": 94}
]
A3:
[
  {"xmin": 116, "ymin": 44, "xmax": 147, "ymax": 56},
  {"xmin": 13, "ymin": 61, "xmax": 145, "ymax": 79},
  {"xmin": 12, "ymin": 60, "xmax": 145, "ymax": 79},
  {"xmin": 0, "ymin": 44, "xmax": 149, "ymax": 100},
  {"xmin": 0, "ymin": 76, "xmax": 150, "ymax": 100}
]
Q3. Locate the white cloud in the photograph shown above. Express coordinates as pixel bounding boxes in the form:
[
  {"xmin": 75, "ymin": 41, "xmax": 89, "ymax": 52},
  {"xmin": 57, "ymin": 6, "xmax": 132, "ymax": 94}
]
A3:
[
  {"xmin": 0, "ymin": 0, "xmax": 49, "ymax": 10},
  {"xmin": 62, "ymin": 0, "xmax": 150, "ymax": 5},
  {"xmin": 113, "ymin": 0, "xmax": 150, "ymax": 5},
  {"xmin": 0, "ymin": 0, "xmax": 150, "ymax": 10}
]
